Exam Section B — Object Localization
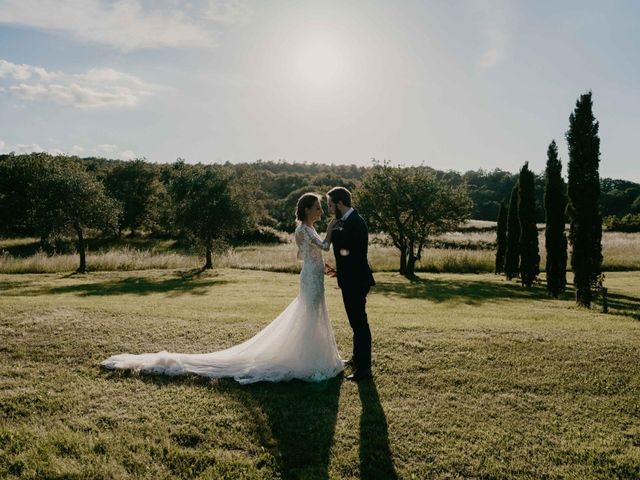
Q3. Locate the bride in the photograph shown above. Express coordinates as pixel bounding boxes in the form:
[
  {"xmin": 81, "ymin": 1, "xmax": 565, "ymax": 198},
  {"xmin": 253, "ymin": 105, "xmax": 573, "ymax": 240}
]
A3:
[{"xmin": 101, "ymin": 193, "xmax": 344, "ymax": 384}]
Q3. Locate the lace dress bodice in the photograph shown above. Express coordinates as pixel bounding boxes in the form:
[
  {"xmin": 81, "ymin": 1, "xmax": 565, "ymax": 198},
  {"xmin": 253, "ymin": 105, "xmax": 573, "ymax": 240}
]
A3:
[{"xmin": 295, "ymin": 224, "xmax": 330, "ymax": 306}]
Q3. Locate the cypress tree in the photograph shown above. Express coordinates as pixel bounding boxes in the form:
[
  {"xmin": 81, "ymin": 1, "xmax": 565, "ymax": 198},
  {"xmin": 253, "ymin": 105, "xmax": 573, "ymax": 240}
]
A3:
[
  {"xmin": 544, "ymin": 140, "xmax": 567, "ymax": 297},
  {"xmin": 518, "ymin": 162, "xmax": 540, "ymax": 287},
  {"xmin": 504, "ymin": 183, "xmax": 520, "ymax": 280},
  {"xmin": 495, "ymin": 199, "xmax": 508, "ymax": 274},
  {"xmin": 565, "ymin": 91, "xmax": 603, "ymax": 307}
]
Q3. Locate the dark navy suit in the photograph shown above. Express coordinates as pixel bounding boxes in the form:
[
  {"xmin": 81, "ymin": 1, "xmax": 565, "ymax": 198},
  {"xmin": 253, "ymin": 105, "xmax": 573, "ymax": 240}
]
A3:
[{"xmin": 331, "ymin": 209, "xmax": 375, "ymax": 372}]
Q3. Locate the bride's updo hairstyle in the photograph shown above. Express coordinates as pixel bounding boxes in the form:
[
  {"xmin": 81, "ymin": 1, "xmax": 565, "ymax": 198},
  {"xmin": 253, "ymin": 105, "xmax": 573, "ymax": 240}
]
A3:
[{"xmin": 296, "ymin": 193, "xmax": 321, "ymax": 222}]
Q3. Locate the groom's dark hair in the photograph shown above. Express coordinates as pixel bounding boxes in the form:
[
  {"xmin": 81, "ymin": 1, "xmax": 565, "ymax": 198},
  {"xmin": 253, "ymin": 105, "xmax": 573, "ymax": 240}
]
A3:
[{"xmin": 327, "ymin": 187, "xmax": 352, "ymax": 207}]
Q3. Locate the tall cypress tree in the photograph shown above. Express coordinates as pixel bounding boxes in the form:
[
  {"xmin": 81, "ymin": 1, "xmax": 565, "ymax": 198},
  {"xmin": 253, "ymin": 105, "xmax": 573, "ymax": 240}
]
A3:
[
  {"xmin": 566, "ymin": 91, "xmax": 603, "ymax": 307},
  {"xmin": 495, "ymin": 199, "xmax": 508, "ymax": 274},
  {"xmin": 544, "ymin": 140, "xmax": 567, "ymax": 297},
  {"xmin": 518, "ymin": 162, "xmax": 540, "ymax": 287},
  {"xmin": 504, "ymin": 183, "xmax": 520, "ymax": 280}
]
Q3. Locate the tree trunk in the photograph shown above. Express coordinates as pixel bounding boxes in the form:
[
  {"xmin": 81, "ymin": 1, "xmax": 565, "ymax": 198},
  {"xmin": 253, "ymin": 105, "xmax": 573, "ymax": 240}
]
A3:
[
  {"xmin": 399, "ymin": 247, "xmax": 407, "ymax": 275},
  {"xmin": 76, "ymin": 226, "xmax": 86, "ymax": 273},
  {"xmin": 574, "ymin": 265, "xmax": 592, "ymax": 307},
  {"xmin": 204, "ymin": 244, "xmax": 213, "ymax": 269},
  {"xmin": 406, "ymin": 251, "xmax": 417, "ymax": 277},
  {"xmin": 405, "ymin": 239, "xmax": 416, "ymax": 277}
]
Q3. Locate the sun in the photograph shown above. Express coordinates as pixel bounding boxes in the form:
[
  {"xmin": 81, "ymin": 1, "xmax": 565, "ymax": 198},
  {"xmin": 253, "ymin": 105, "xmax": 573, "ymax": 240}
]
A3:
[{"xmin": 293, "ymin": 34, "xmax": 350, "ymax": 90}]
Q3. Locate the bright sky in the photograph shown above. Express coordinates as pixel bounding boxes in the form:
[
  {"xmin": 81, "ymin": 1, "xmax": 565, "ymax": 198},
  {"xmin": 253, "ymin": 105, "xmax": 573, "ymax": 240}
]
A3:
[{"xmin": 0, "ymin": 0, "xmax": 638, "ymax": 181}]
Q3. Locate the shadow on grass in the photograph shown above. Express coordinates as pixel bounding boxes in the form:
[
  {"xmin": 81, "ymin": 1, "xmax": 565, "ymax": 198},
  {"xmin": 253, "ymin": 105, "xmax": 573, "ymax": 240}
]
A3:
[
  {"xmin": 14, "ymin": 270, "xmax": 229, "ymax": 297},
  {"xmin": 103, "ymin": 369, "xmax": 345, "ymax": 479},
  {"xmin": 374, "ymin": 275, "xmax": 551, "ymax": 305},
  {"xmin": 357, "ymin": 377, "xmax": 398, "ymax": 480},
  {"xmin": 607, "ymin": 292, "xmax": 640, "ymax": 320},
  {"xmin": 226, "ymin": 377, "xmax": 343, "ymax": 480},
  {"xmin": 1, "ymin": 235, "xmax": 193, "ymax": 258},
  {"xmin": 0, "ymin": 280, "xmax": 35, "ymax": 291},
  {"xmin": 376, "ymin": 275, "xmax": 640, "ymax": 320}
]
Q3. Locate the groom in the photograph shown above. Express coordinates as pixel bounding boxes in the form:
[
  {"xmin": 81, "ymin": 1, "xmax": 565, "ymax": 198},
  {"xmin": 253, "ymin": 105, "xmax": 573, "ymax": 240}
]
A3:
[{"xmin": 327, "ymin": 187, "xmax": 375, "ymax": 381}]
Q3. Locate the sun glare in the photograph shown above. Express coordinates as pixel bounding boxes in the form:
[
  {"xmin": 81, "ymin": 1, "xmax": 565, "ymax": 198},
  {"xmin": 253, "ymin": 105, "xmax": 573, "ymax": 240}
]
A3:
[{"xmin": 293, "ymin": 34, "xmax": 350, "ymax": 90}]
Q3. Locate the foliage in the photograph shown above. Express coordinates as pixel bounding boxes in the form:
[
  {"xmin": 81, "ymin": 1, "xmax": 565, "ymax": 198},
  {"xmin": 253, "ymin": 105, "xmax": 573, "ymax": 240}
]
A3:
[
  {"xmin": 494, "ymin": 199, "xmax": 508, "ymax": 274},
  {"xmin": 462, "ymin": 168, "xmax": 519, "ymax": 221},
  {"xmin": 167, "ymin": 161, "xmax": 256, "ymax": 268},
  {"xmin": 357, "ymin": 162, "xmax": 472, "ymax": 276},
  {"xmin": 603, "ymin": 213, "xmax": 640, "ymax": 232},
  {"xmin": 518, "ymin": 162, "xmax": 540, "ymax": 287},
  {"xmin": 0, "ymin": 153, "xmax": 122, "ymax": 271},
  {"xmin": 33, "ymin": 156, "xmax": 121, "ymax": 272},
  {"xmin": 3, "ymin": 153, "xmax": 638, "ymax": 244},
  {"xmin": 544, "ymin": 141, "xmax": 567, "ymax": 297},
  {"xmin": 104, "ymin": 158, "xmax": 164, "ymax": 236},
  {"xmin": 600, "ymin": 178, "xmax": 640, "ymax": 217},
  {"xmin": 0, "ymin": 153, "xmax": 45, "ymax": 236},
  {"xmin": 504, "ymin": 184, "xmax": 520, "ymax": 280},
  {"xmin": 566, "ymin": 91, "xmax": 604, "ymax": 307}
]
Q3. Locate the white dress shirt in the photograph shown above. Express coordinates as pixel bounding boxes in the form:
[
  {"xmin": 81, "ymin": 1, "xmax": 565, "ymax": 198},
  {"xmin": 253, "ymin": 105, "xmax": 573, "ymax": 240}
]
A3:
[{"xmin": 341, "ymin": 207, "xmax": 354, "ymax": 221}]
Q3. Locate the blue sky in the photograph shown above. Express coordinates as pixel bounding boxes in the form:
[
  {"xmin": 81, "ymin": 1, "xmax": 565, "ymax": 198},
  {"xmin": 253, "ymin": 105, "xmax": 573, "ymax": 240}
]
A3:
[{"xmin": 0, "ymin": 0, "xmax": 638, "ymax": 181}]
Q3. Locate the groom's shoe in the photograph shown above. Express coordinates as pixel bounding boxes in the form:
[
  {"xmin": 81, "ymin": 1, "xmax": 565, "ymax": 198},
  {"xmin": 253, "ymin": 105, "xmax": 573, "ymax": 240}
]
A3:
[
  {"xmin": 346, "ymin": 369, "xmax": 372, "ymax": 382},
  {"xmin": 342, "ymin": 358, "xmax": 355, "ymax": 368}
]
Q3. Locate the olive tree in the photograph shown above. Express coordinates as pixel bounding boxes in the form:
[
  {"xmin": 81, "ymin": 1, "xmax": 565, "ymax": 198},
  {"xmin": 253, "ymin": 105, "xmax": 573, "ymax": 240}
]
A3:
[
  {"xmin": 357, "ymin": 162, "xmax": 472, "ymax": 276},
  {"xmin": 32, "ymin": 155, "xmax": 121, "ymax": 272},
  {"xmin": 168, "ymin": 162, "xmax": 256, "ymax": 269}
]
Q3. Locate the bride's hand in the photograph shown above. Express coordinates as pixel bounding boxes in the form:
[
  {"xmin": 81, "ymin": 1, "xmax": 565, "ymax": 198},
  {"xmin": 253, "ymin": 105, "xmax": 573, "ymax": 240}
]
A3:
[
  {"xmin": 325, "ymin": 263, "xmax": 337, "ymax": 277},
  {"xmin": 327, "ymin": 218, "xmax": 340, "ymax": 230}
]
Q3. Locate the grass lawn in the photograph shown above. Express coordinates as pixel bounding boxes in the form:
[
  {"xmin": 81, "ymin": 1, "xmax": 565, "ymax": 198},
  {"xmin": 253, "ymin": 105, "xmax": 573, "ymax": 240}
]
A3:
[{"xmin": 1, "ymin": 269, "xmax": 639, "ymax": 479}]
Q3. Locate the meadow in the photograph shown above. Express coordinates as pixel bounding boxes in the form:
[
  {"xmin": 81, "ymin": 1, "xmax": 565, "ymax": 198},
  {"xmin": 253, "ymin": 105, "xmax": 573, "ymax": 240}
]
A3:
[
  {"xmin": 1, "ymin": 267, "xmax": 639, "ymax": 479},
  {"xmin": 1, "ymin": 225, "xmax": 639, "ymax": 275}
]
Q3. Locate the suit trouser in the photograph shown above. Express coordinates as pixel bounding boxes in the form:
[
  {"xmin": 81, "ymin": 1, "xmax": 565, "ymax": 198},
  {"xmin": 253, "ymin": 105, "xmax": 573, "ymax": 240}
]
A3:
[{"xmin": 341, "ymin": 287, "xmax": 371, "ymax": 371}]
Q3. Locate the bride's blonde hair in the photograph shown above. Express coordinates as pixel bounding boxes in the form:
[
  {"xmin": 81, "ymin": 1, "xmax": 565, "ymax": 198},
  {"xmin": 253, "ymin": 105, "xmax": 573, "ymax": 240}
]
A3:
[{"xmin": 296, "ymin": 193, "xmax": 321, "ymax": 222}]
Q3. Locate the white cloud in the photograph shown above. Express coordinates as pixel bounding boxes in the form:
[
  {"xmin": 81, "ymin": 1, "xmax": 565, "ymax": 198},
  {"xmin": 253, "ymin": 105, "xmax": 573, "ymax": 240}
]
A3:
[
  {"xmin": 1, "ymin": 59, "xmax": 161, "ymax": 108},
  {"xmin": 478, "ymin": 29, "xmax": 508, "ymax": 69},
  {"xmin": 95, "ymin": 144, "xmax": 118, "ymax": 153},
  {"xmin": 89, "ymin": 145, "xmax": 138, "ymax": 159},
  {"xmin": 0, "ymin": 59, "xmax": 30, "ymax": 80},
  {"xmin": 205, "ymin": 0, "xmax": 252, "ymax": 25},
  {"xmin": 470, "ymin": 0, "xmax": 512, "ymax": 70},
  {"xmin": 0, "ymin": 141, "xmax": 45, "ymax": 154},
  {"xmin": 120, "ymin": 149, "xmax": 137, "ymax": 160},
  {"xmin": 0, "ymin": 0, "xmax": 228, "ymax": 51},
  {"xmin": 11, "ymin": 82, "xmax": 140, "ymax": 108},
  {"xmin": 0, "ymin": 139, "xmax": 139, "ymax": 159},
  {"xmin": 73, "ymin": 143, "xmax": 138, "ymax": 159}
]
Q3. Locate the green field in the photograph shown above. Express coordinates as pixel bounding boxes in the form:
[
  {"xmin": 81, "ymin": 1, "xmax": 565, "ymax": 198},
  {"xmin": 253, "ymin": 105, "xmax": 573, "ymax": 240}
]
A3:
[{"xmin": 1, "ymin": 269, "xmax": 639, "ymax": 479}]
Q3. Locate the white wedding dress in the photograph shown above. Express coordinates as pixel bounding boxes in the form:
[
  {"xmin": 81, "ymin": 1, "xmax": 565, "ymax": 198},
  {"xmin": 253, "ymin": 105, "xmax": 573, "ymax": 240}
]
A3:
[{"xmin": 101, "ymin": 224, "xmax": 344, "ymax": 384}]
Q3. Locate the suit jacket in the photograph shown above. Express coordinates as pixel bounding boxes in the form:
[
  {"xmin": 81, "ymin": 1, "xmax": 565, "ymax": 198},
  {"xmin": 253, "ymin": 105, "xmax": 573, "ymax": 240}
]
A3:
[{"xmin": 331, "ymin": 209, "xmax": 375, "ymax": 291}]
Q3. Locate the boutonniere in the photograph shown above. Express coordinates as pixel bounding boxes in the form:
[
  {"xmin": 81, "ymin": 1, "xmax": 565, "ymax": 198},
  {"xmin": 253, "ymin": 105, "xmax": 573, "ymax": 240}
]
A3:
[{"xmin": 334, "ymin": 220, "xmax": 345, "ymax": 231}]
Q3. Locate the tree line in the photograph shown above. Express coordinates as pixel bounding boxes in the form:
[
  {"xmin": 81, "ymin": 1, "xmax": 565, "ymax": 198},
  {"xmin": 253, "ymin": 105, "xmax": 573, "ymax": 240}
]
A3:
[
  {"xmin": 2, "ymin": 155, "xmax": 636, "ymax": 237},
  {"xmin": 495, "ymin": 91, "xmax": 604, "ymax": 308},
  {"xmin": 0, "ymin": 154, "xmax": 473, "ymax": 276}
]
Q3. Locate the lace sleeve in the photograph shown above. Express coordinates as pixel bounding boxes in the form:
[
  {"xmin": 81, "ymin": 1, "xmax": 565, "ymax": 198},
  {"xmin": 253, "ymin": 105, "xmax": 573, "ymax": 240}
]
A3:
[
  {"xmin": 301, "ymin": 225, "xmax": 330, "ymax": 251},
  {"xmin": 295, "ymin": 229, "xmax": 305, "ymax": 261}
]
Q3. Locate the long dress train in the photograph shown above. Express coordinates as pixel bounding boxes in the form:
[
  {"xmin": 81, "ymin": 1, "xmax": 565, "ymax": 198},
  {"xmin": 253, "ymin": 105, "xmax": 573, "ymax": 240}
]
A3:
[{"xmin": 101, "ymin": 224, "xmax": 344, "ymax": 384}]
